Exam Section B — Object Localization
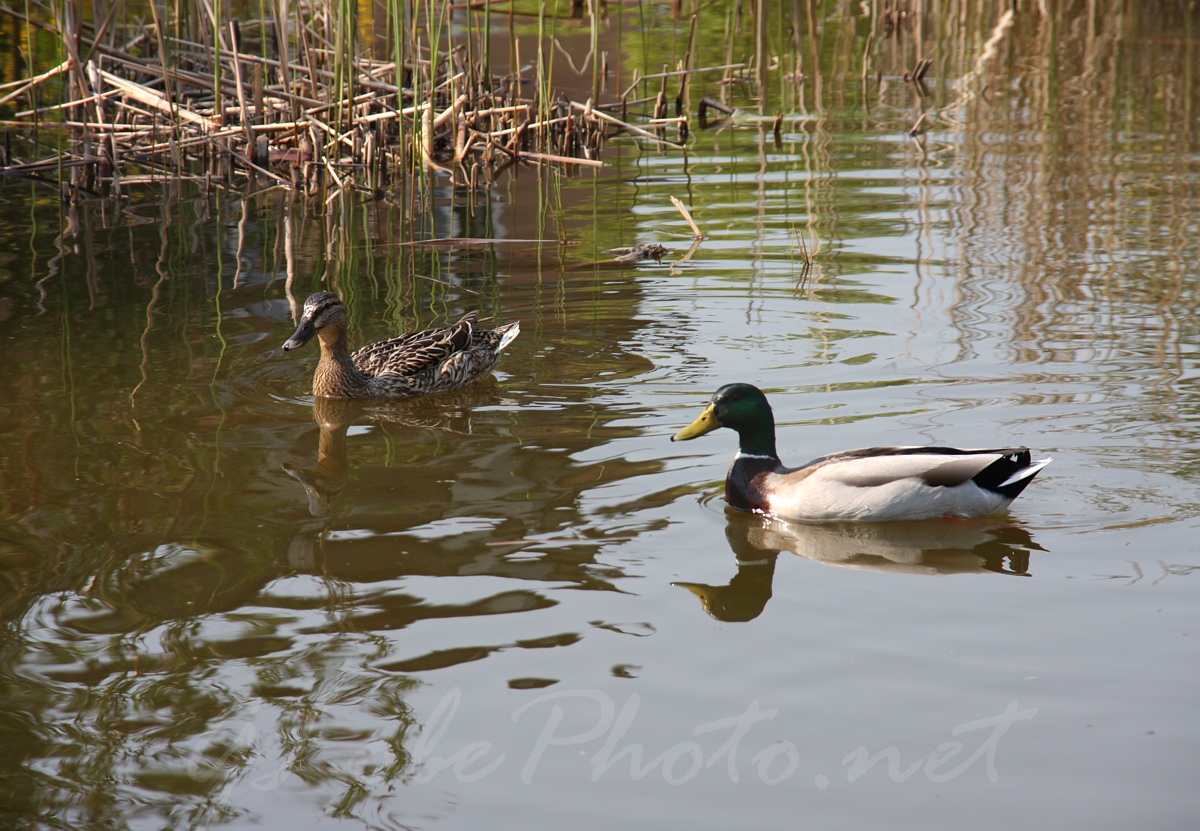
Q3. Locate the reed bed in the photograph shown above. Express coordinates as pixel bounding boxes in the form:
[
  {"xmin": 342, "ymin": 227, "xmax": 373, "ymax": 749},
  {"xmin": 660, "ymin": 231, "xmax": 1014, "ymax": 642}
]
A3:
[
  {"xmin": 0, "ymin": 0, "xmax": 973, "ymax": 210},
  {"xmin": 5, "ymin": 0, "xmax": 1176, "ymax": 217},
  {"xmin": 0, "ymin": 0, "xmax": 700, "ymax": 204}
]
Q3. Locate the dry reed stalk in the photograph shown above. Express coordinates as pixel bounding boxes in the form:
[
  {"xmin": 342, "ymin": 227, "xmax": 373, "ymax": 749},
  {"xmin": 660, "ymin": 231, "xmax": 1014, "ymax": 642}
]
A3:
[
  {"xmin": 508, "ymin": 150, "xmax": 604, "ymax": 167},
  {"xmin": 569, "ymin": 102, "xmax": 681, "ymax": 147},
  {"xmin": 227, "ymin": 23, "xmax": 255, "ymax": 152},
  {"xmin": 15, "ymin": 91, "xmax": 118, "ymax": 118},
  {"xmin": 794, "ymin": 231, "xmax": 814, "ymax": 265},
  {"xmin": 619, "ymin": 64, "xmax": 748, "ymax": 100},
  {"xmin": 207, "ymin": 134, "xmax": 292, "ymax": 186},
  {"xmin": 0, "ymin": 60, "xmax": 72, "ymax": 107},
  {"xmin": 669, "ymin": 195, "xmax": 704, "ymax": 239},
  {"xmin": 669, "ymin": 236, "xmax": 704, "ymax": 274},
  {"xmin": 486, "ymin": 115, "xmax": 568, "ymax": 137},
  {"xmin": 0, "ymin": 0, "xmax": 750, "ymax": 198},
  {"xmin": 433, "ymin": 94, "xmax": 468, "ymax": 129},
  {"xmin": 97, "ymin": 69, "xmax": 218, "ymax": 129},
  {"xmin": 792, "ymin": 231, "xmax": 816, "ymax": 287},
  {"xmin": 907, "ymin": 58, "xmax": 932, "ymax": 83}
]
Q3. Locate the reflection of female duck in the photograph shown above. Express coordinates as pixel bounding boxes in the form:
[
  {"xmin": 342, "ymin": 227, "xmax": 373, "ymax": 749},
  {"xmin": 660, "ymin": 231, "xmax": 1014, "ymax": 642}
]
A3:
[
  {"xmin": 282, "ymin": 397, "xmax": 359, "ymax": 516},
  {"xmin": 282, "ymin": 387, "xmax": 507, "ymax": 516},
  {"xmin": 673, "ymin": 384, "xmax": 1051, "ymax": 521},
  {"xmin": 675, "ymin": 512, "xmax": 1041, "ymax": 621}
]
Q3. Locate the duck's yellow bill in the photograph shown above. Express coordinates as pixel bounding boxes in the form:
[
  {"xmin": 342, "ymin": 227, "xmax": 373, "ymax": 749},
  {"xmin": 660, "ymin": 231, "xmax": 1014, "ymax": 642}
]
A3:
[
  {"xmin": 672, "ymin": 405, "xmax": 719, "ymax": 441},
  {"xmin": 673, "ymin": 581, "xmax": 716, "ymax": 601}
]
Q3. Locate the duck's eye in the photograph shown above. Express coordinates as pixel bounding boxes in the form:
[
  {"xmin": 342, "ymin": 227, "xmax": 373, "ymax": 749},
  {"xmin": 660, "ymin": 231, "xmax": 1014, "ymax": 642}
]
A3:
[{"xmin": 309, "ymin": 302, "xmax": 340, "ymax": 324}]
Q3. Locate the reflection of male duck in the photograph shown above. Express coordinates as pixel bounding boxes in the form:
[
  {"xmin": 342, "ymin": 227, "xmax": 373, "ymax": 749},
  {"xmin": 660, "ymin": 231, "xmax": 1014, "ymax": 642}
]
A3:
[
  {"xmin": 676, "ymin": 512, "xmax": 1042, "ymax": 621},
  {"xmin": 675, "ymin": 528, "xmax": 779, "ymax": 623},
  {"xmin": 748, "ymin": 514, "xmax": 1039, "ymax": 576}
]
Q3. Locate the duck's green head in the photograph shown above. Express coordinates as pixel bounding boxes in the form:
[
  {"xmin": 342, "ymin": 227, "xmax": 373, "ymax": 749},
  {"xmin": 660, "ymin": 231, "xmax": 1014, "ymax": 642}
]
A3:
[{"xmin": 672, "ymin": 383, "xmax": 777, "ymax": 455}]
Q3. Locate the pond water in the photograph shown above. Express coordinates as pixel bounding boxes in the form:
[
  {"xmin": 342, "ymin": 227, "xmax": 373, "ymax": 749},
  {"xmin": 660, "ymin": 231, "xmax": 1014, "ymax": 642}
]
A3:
[{"xmin": 2, "ymin": 4, "xmax": 1200, "ymax": 830}]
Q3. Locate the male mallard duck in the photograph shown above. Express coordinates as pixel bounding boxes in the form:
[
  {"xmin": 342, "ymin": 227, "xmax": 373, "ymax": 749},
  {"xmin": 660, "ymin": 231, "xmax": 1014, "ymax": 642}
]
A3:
[
  {"xmin": 282, "ymin": 291, "xmax": 520, "ymax": 399},
  {"xmin": 672, "ymin": 383, "xmax": 1051, "ymax": 521}
]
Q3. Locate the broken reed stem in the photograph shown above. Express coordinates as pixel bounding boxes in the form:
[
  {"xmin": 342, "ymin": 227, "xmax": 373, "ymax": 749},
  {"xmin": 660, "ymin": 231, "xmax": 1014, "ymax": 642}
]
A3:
[
  {"xmin": 795, "ymin": 230, "xmax": 814, "ymax": 265},
  {"xmin": 620, "ymin": 63, "xmax": 748, "ymax": 100},
  {"xmin": 669, "ymin": 195, "xmax": 704, "ymax": 239},
  {"xmin": 569, "ymin": 101, "xmax": 682, "ymax": 147},
  {"xmin": 0, "ymin": 60, "xmax": 72, "ymax": 107},
  {"xmin": 669, "ymin": 236, "xmax": 704, "ymax": 274},
  {"xmin": 228, "ymin": 22, "xmax": 255, "ymax": 156}
]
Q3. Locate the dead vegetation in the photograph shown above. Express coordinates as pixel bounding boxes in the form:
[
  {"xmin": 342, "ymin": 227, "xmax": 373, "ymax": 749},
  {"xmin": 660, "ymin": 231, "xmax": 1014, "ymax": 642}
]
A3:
[{"xmin": 0, "ymin": 2, "xmax": 714, "ymax": 205}]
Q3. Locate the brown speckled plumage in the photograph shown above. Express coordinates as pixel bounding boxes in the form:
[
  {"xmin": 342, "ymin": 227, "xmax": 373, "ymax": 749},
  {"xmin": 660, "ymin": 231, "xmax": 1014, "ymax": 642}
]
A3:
[{"xmin": 282, "ymin": 291, "xmax": 520, "ymax": 399}]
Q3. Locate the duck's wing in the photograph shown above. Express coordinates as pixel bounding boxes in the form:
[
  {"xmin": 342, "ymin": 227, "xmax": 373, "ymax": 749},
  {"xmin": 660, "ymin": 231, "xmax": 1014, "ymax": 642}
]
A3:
[
  {"xmin": 762, "ymin": 447, "xmax": 1051, "ymax": 522},
  {"xmin": 433, "ymin": 321, "xmax": 522, "ymax": 388},
  {"xmin": 801, "ymin": 446, "xmax": 1045, "ymax": 493},
  {"xmin": 351, "ymin": 312, "xmax": 477, "ymax": 377},
  {"xmin": 469, "ymin": 320, "xmax": 521, "ymax": 354}
]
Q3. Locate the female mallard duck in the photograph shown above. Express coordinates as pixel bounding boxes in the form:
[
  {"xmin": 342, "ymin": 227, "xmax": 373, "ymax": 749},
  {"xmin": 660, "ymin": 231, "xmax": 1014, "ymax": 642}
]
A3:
[
  {"xmin": 672, "ymin": 383, "xmax": 1051, "ymax": 521},
  {"xmin": 282, "ymin": 291, "xmax": 520, "ymax": 399}
]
